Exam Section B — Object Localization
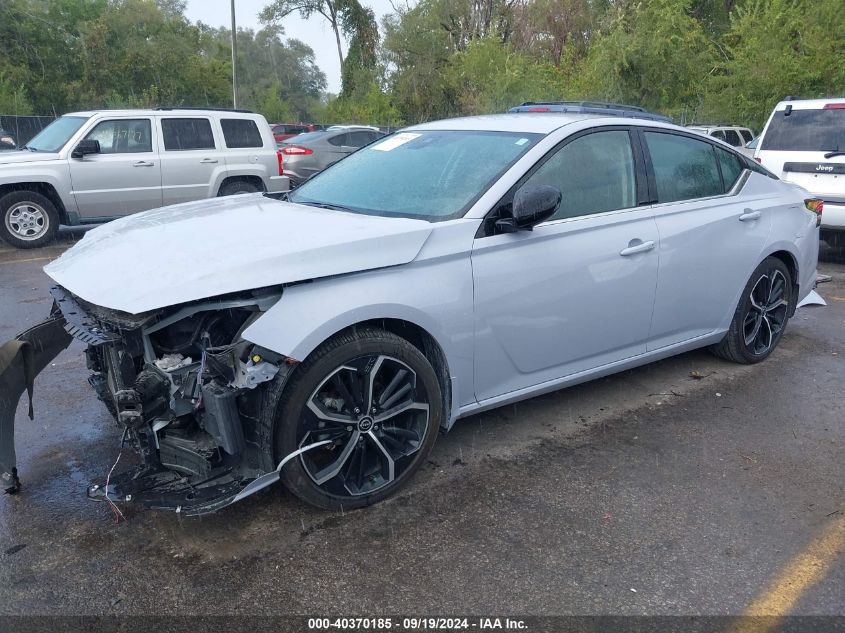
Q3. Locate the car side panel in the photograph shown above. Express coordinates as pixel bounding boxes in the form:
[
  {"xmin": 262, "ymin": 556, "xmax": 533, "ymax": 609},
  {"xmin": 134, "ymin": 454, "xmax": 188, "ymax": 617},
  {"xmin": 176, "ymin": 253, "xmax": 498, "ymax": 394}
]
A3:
[{"xmin": 241, "ymin": 220, "xmax": 479, "ymax": 426}]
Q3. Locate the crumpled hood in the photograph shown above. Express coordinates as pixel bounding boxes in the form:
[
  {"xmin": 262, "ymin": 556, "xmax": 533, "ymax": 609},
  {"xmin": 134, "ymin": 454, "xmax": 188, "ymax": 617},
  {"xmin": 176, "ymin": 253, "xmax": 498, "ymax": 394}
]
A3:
[
  {"xmin": 0, "ymin": 151, "xmax": 61, "ymax": 165},
  {"xmin": 45, "ymin": 194, "xmax": 433, "ymax": 314}
]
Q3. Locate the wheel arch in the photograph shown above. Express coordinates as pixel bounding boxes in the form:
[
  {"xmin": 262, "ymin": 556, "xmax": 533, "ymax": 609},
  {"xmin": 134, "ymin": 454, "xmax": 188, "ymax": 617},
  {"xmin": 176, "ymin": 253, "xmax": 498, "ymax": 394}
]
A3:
[
  {"xmin": 0, "ymin": 181, "xmax": 70, "ymax": 224},
  {"xmin": 762, "ymin": 247, "xmax": 800, "ymax": 316},
  {"xmin": 245, "ymin": 298, "xmax": 461, "ymax": 429},
  {"xmin": 217, "ymin": 174, "xmax": 265, "ymax": 196}
]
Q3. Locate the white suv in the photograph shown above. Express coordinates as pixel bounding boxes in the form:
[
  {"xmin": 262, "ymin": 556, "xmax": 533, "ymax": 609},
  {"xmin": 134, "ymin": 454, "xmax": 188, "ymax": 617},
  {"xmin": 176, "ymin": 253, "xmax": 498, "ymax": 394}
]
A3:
[
  {"xmin": 687, "ymin": 125, "xmax": 754, "ymax": 148},
  {"xmin": 0, "ymin": 108, "xmax": 289, "ymax": 248},
  {"xmin": 755, "ymin": 98, "xmax": 845, "ymax": 247}
]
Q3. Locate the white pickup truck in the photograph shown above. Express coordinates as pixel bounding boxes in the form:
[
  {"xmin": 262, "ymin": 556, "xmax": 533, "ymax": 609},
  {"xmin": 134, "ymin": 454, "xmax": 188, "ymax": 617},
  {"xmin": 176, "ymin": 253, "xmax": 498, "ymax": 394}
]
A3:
[{"xmin": 0, "ymin": 108, "xmax": 289, "ymax": 248}]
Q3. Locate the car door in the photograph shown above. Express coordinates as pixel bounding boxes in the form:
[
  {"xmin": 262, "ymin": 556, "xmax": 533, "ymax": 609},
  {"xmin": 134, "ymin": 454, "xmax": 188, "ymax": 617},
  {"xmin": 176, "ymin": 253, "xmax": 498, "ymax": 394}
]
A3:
[
  {"xmin": 641, "ymin": 129, "xmax": 773, "ymax": 350},
  {"xmin": 471, "ymin": 128, "xmax": 660, "ymax": 402},
  {"xmin": 68, "ymin": 117, "xmax": 162, "ymax": 219},
  {"xmin": 157, "ymin": 117, "xmax": 220, "ymax": 205}
]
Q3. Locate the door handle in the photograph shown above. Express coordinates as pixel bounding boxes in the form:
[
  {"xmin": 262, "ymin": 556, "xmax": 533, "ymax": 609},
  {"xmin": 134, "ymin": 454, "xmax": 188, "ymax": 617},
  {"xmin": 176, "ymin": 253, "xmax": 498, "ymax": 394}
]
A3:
[
  {"xmin": 133, "ymin": 160, "xmax": 154, "ymax": 167},
  {"xmin": 619, "ymin": 240, "xmax": 655, "ymax": 257},
  {"xmin": 739, "ymin": 209, "xmax": 761, "ymax": 221},
  {"xmin": 200, "ymin": 158, "xmax": 218, "ymax": 164}
]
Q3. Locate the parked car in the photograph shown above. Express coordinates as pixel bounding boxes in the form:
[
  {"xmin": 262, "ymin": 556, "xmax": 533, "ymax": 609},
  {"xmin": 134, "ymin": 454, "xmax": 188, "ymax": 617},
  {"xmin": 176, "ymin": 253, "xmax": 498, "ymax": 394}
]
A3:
[
  {"xmin": 0, "ymin": 127, "xmax": 16, "ymax": 150},
  {"xmin": 0, "ymin": 107, "xmax": 820, "ymax": 517},
  {"xmin": 740, "ymin": 136, "xmax": 759, "ymax": 158},
  {"xmin": 279, "ymin": 125, "xmax": 385, "ymax": 186},
  {"xmin": 755, "ymin": 97, "xmax": 845, "ymax": 248},
  {"xmin": 271, "ymin": 122, "xmax": 319, "ymax": 143},
  {"xmin": 0, "ymin": 108, "xmax": 288, "ymax": 248},
  {"xmin": 688, "ymin": 125, "xmax": 754, "ymax": 148}
]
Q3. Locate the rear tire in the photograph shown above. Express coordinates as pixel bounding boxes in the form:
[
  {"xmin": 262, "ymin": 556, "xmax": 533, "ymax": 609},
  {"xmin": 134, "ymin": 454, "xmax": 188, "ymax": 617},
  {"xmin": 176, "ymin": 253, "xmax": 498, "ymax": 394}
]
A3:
[
  {"xmin": 218, "ymin": 179, "xmax": 262, "ymax": 196},
  {"xmin": 709, "ymin": 256, "xmax": 793, "ymax": 364},
  {"xmin": 0, "ymin": 190, "xmax": 59, "ymax": 249},
  {"xmin": 272, "ymin": 327, "xmax": 442, "ymax": 510}
]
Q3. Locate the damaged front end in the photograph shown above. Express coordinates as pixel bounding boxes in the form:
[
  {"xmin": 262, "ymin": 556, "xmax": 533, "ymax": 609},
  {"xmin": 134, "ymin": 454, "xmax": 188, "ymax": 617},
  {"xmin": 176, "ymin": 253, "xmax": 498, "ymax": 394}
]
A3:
[{"xmin": 1, "ymin": 285, "xmax": 297, "ymax": 515}]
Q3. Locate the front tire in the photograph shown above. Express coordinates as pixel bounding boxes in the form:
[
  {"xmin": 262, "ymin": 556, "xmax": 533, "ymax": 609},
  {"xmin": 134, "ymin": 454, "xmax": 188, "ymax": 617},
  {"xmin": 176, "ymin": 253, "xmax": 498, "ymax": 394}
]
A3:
[
  {"xmin": 710, "ymin": 256, "xmax": 793, "ymax": 364},
  {"xmin": 0, "ymin": 190, "xmax": 59, "ymax": 249},
  {"xmin": 273, "ymin": 327, "xmax": 442, "ymax": 510}
]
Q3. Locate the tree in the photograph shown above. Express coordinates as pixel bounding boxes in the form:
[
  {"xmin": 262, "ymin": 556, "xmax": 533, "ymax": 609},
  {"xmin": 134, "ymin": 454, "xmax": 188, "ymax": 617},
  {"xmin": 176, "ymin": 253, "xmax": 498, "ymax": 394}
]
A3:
[{"xmin": 260, "ymin": 1, "xmax": 347, "ymax": 72}]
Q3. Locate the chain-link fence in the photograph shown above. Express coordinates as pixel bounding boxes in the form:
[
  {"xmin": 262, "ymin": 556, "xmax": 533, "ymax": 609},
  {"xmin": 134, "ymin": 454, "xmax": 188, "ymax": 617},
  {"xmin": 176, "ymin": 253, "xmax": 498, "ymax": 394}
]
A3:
[{"xmin": 0, "ymin": 115, "xmax": 56, "ymax": 146}]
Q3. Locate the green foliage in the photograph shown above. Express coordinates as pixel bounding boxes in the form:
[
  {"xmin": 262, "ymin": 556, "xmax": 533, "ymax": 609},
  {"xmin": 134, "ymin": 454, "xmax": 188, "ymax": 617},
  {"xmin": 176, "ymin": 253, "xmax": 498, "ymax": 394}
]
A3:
[
  {"xmin": 326, "ymin": 79, "xmax": 402, "ymax": 126},
  {"xmin": 574, "ymin": 0, "xmax": 717, "ymax": 119},
  {"xmin": 701, "ymin": 0, "xmax": 845, "ymax": 129}
]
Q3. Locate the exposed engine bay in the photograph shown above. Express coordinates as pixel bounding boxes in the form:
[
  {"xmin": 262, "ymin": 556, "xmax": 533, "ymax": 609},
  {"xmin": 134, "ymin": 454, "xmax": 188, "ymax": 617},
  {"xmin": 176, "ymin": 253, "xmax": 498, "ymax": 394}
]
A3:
[{"xmin": 2, "ymin": 285, "xmax": 300, "ymax": 515}]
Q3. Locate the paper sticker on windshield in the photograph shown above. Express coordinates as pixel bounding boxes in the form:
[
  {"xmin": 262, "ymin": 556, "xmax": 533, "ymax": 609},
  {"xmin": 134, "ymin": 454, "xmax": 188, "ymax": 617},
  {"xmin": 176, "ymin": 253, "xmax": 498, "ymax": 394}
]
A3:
[
  {"xmin": 372, "ymin": 132, "xmax": 421, "ymax": 151},
  {"xmin": 515, "ymin": 138, "xmax": 529, "ymax": 145}
]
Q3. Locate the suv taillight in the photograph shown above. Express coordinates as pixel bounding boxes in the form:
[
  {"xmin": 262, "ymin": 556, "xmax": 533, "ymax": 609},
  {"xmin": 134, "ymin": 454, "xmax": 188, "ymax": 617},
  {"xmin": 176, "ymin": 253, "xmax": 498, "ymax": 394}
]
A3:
[
  {"xmin": 276, "ymin": 149, "xmax": 283, "ymax": 175},
  {"xmin": 281, "ymin": 146, "xmax": 314, "ymax": 155},
  {"xmin": 805, "ymin": 199, "xmax": 823, "ymax": 227}
]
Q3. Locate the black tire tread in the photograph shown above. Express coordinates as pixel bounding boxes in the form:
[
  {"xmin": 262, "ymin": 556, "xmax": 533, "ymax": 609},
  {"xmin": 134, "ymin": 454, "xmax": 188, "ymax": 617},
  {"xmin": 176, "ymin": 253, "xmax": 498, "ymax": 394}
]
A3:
[{"xmin": 271, "ymin": 326, "xmax": 442, "ymax": 510}]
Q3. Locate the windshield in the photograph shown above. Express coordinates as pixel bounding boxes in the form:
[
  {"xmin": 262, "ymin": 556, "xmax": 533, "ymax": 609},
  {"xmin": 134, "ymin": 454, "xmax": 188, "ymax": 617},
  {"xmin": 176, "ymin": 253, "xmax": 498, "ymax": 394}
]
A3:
[
  {"xmin": 288, "ymin": 130, "xmax": 541, "ymax": 221},
  {"xmin": 761, "ymin": 108, "xmax": 845, "ymax": 152},
  {"xmin": 25, "ymin": 116, "xmax": 89, "ymax": 152}
]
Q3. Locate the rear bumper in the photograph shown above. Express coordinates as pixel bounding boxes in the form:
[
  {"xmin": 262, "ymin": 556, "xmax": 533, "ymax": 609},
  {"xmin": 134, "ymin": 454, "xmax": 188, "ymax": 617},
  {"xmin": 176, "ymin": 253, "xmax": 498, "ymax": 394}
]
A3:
[
  {"xmin": 267, "ymin": 174, "xmax": 291, "ymax": 193},
  {"xmin": 821, "ymin": 202, "xmax": 845, "ymax": 230}
]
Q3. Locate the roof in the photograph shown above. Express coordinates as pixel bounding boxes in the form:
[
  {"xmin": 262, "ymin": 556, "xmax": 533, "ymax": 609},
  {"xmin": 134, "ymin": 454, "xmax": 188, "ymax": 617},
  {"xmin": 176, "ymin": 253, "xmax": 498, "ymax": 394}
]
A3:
[
  {"xmin": 773, "ymin": 97, "xmax": 845, "ymax": 110},
  {"xmin": 406, "ymin": 112, "xmax": 680, "ymax": 135},
  {"xmin": 64, "ymin": 108, "xmax": 260, "ymax": 117}
]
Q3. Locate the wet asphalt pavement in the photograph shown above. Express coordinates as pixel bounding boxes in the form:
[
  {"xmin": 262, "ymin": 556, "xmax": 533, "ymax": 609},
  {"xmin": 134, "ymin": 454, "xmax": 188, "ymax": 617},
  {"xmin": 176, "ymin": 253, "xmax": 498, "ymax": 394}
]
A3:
[{"xmin": 0, "ymin": 230, "xmax": 842, "ymax": 618}]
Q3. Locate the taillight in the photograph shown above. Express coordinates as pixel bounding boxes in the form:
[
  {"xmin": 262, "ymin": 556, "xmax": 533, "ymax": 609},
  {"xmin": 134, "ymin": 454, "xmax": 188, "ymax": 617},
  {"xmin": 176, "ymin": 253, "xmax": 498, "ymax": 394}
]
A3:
[
  {"xmin": 276, "ymin": 149, "xmax": 283, "ymax": 175},
  {"xmin": 754, "ymin": 157, "xmax": 762, "ymax": 163},
  {"xmin": 527, "ymin": 107, "xmax": 551, "ymax": 112},
  {"xmin": 805, "ymin": 199, "xmax": 823, "ymax": 227},
  {"xmin": 823, "ymin": 103, "xmax": 845, "ymax": 110},
  {"xmin": 281, "ymin": 145, "xmax": 313, "ymax": 155}
]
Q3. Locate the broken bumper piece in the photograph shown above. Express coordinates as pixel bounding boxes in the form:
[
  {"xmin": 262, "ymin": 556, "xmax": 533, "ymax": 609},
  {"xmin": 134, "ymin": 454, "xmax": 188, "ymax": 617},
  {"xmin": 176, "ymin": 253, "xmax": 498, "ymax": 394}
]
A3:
[{"xmin": 0, "ymin": 309, "xmax": 72, "ymax": 494}]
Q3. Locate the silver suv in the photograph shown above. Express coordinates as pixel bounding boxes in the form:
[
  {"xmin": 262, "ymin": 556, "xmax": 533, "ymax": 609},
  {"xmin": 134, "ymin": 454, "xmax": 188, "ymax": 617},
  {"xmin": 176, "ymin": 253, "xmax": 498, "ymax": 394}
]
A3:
[{"xmin": 0, "ymin": 108, "xmax": 289, "ymax": 248}]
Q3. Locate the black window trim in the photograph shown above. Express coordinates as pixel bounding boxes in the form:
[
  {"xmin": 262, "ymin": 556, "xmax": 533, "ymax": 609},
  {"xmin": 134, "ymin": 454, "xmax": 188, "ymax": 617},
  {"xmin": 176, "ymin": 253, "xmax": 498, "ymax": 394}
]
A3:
[
  {"xmin": 84, "ymin": 117, "xmax": 154, "ymax": 154},
  {"xmin": 159, "ymin": 116, "xmax": 216, "ymax": 151},
  {"xmin": 634, "ymin": 126, "xmax": 759, "ymax": 207},
  {"xmin": 478, "ymin": 125, "xmax": 648, "ymax": 237}
]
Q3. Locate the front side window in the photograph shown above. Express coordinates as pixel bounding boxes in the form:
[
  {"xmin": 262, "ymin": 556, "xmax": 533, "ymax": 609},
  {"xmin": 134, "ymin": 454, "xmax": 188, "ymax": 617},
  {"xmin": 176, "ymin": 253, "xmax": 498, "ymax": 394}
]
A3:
[
  {"xmin": 644, "ymin": 132, "xmax": 722, "ymax": 203},
  {"xmin": 84, "ymin": 119, "xmax": 152, "ymax": 154},
  {"xmin": 161, "ymin": 118, "xmax": 215, "ymax": 151},
  {"xmin": 523, "ymin": 130, "xmax": 637, "ymax": 220},
  {"xmin": 221, "ymin": 118, "xmax": 263, "ymax": 148},
  {"xmin": 288, "ymin": 130, "xmax": 541, "ymax": 221}
]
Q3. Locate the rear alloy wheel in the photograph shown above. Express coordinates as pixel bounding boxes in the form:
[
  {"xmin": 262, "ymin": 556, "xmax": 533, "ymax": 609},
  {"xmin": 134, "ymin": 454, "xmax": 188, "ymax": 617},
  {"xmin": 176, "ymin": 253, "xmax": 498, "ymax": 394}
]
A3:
[
  {"xmin": 273, "ymin": 328, "xmax": 442, "ymax": 509},
  {"xmin": 0, "ymin": 190, "xmax": 59, "ymax": 249},
  {"xmin": 710, "ymin": 256, "xmax": 792, "ymax": 364}
]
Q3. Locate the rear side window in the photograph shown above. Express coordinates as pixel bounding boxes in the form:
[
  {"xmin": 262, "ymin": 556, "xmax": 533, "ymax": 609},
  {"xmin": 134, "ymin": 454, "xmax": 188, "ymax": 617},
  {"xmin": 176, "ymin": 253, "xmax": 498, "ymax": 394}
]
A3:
[
  {"xmin": 221, "ymin": 118, "xmax": 263, "ymax": 148},
  {"xmin": 347, "ymin": 131, "xmax": 377, "ymax": 148},
  {"xmin": 327, "ymin": 133, "xmax": 348, "ymax": 147},
  {"xmin": 644, "ymin": 132, "xmax": 722, "ymax": 202},
  {"xmin": 761, "ymin": 108, "xmax": 845, "ymax": 151},
  {"xmin": 525, "ymin": 130, "xmax": 637, "ymax": 220},
  {"xmin": 716, "ymin": 147, "xmax": 744, "ymax": 191},
  {"xmin": 710, "ymin": 130, "xmax": 726, "ymax": 141},
  {"xmin": 724, "ymin": 130, "xmax": 742, "ymax": 146},
  {"xmin": 84, "ymin": 119, "xmax": 152, "ymax": 154},
  {"xmin": 161, "ymin": 118, "xmax": 215, "ymax": 151}
]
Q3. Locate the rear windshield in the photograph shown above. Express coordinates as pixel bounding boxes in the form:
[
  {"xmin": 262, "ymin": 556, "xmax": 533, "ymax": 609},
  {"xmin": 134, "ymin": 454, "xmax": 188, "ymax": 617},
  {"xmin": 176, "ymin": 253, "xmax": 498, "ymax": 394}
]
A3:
[
  {"xmin": 761, "ymin": 108, "xmax": 845, "ymax": 151},
  {"xmin": 283, "ymin": 131, "xmax": 327, "ymax": 144}
]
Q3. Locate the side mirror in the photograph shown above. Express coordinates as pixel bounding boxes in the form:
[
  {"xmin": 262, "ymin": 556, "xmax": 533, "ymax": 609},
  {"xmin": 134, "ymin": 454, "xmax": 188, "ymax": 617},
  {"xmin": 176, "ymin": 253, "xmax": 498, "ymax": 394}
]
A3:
[
  {"xmin": 71, "ymin": 139, "xmax": 100, "ymax": 159},
  {"xmin": 496, "ymin": 184, "xmax": 561, "ymax": 233}
]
